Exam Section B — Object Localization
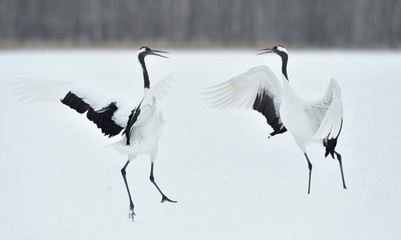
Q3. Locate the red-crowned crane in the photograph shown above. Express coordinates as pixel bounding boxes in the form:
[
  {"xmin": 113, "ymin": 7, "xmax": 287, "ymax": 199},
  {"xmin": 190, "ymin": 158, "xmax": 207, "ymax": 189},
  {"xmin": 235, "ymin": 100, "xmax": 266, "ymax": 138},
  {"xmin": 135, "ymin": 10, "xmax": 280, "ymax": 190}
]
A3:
[
  {"xmin": 205, "ymin": 45, "xmax": 347, "ymax": 194},
  {"xmin": 13, "ymin": 46, "xmax": 176, "ymax": 221}
]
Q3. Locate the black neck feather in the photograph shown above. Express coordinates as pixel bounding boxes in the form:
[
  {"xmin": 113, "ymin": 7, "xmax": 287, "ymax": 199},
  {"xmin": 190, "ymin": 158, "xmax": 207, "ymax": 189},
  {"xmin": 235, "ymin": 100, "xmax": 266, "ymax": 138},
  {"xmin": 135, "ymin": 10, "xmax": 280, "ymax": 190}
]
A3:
[
  {"xmin": 281, "ymin": 53, "xmax": 289, "ymax": 81},
  {"xmin": 138, "ymin": 55, "xmax": 150, "ymax": 89}
]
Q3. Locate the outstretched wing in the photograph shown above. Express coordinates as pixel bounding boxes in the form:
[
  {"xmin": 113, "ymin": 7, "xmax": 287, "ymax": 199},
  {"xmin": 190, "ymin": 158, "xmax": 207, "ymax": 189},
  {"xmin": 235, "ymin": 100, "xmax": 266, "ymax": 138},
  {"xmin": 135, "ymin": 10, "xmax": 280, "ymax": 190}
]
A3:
[
  {"xmin": 305, "ymin": 79, "xmax": 343, "ymax": 157},
  {"xmin": 150, "ymin": 75, "xmax": 173, "ymax": 101},
  {"xmin": 306, "ymin": 79, "xmax": 343, "ymax": 140},
  {"xmin": 13, "ymin": 79, "xmax": 134, "ymax": 137},
  {"xmin": 204, "ymin": 66, "xmax": 286, "ymax": 136}
]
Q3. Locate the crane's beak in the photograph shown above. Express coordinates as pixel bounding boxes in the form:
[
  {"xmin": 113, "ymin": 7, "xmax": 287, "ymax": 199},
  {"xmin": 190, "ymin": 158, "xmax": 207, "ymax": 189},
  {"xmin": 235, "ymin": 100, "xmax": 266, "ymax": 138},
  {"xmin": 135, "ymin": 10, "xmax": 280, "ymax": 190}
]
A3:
[
  {"xmin": 151, "ymin": 49, "xmax": 169, "ymax": 58},
  {"xmin": 257, "ymin": 48, "xmax": 273, "ymax": 55}
]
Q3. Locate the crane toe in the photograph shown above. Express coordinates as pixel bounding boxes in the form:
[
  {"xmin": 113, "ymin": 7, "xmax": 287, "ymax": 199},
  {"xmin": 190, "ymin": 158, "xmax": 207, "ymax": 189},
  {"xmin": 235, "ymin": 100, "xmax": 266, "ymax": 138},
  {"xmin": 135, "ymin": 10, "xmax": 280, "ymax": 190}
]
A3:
[
  {"xmin": 128, "ymin": 209, "xmax": 136, "ymax": 222},
  {"xmin": 161, "ymin": 195, "xmax": 177, "ymax": 203}
]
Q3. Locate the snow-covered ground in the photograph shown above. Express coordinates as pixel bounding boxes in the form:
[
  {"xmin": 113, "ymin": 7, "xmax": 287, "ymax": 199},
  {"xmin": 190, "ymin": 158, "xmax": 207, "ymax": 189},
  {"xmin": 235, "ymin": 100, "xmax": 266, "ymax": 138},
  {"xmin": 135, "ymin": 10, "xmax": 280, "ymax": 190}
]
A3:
[{"xmin": 1, "ymin": 49, "xmax": 401, "ymax": 239}]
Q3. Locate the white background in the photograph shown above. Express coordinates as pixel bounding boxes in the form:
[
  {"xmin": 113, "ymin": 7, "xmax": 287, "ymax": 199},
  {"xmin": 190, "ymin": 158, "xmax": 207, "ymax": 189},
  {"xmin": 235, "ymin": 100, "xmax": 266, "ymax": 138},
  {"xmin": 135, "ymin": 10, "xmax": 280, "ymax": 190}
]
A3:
[{"xmin": 1, "ymin": 49, "xmax": 400, "ymax": 239}]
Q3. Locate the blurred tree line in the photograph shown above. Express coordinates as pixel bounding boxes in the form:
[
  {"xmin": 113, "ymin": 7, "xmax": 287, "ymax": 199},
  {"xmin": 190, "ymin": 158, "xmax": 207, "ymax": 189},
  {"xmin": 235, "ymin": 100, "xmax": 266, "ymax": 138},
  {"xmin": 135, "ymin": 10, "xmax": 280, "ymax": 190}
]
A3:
[{"xmin": 0, "ymin": 0, "xmax": 400, "ymax": 48}]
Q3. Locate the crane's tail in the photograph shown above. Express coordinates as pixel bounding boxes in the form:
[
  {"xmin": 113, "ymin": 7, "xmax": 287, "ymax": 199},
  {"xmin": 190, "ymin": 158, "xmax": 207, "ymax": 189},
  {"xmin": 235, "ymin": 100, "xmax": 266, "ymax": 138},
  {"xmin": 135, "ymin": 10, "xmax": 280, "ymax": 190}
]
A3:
[{"xmin": 324, "ymin": 137, "xmax": 338, "ymax": 159}]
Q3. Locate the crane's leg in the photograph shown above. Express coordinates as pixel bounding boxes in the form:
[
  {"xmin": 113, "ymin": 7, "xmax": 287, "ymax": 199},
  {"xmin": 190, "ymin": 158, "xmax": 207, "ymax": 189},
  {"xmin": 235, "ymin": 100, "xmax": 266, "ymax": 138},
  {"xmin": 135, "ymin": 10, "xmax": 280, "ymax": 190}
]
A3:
[
  {"xmin": 149, "ymin": 150, "xmax": 177, "ymax": 203},
  {"xmin": 149, "ymin": 162, "xmax": 177, "ymax": 203},
  {"xmin": 293, "ymin": 137, "xmax": 313, "ymax": 194},
  {"xmin": 304, "ymin": 153, "xmax": 313, "ymax": 194},
  {"xmin": 121, "ymin": 159, "xmax": 135, "ymax": 221},
  {"xmin": 334, "ymin": 151, "xmax": 347, "ymax": 189}
]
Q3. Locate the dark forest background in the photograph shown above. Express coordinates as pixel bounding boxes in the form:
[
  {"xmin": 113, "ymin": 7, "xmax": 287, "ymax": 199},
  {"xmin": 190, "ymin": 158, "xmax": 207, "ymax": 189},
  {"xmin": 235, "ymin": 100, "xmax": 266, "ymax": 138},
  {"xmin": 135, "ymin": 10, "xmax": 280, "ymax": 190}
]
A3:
[{"xmin": 0, "ymin": 0, "xmax": 400, "ymax": 48}]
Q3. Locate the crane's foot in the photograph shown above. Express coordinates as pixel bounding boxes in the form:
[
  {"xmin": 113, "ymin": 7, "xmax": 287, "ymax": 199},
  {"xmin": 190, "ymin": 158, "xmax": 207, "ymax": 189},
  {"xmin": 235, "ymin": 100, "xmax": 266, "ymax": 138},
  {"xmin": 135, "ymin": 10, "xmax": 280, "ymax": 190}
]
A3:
[
  {"xmin": 128, "ymin": 211, "xmax": 136, "ymax": 222},
  {"xmin": 161, "ymin": 195, "xmax": 177, "ymax": 203},
  {"xmin": 128, "ymin": 204, "xmax": 136, "ymax": 222}
]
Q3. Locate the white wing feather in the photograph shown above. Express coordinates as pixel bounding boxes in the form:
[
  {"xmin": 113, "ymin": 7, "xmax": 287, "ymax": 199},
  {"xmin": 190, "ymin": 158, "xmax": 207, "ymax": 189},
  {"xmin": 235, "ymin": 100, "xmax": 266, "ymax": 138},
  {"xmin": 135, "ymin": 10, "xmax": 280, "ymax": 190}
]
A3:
[
  {"xmin": 150, "ymin": 75, "xmax": 174, "ymax": 101},
  {"xmin": 306, "ymin": 79, "xmax": 343, "ymax": 140},
  {"xmin": 204, "ymin": 65, "xmax": 282, "ymax": 112},
  {"xmin": 13, "ymin": 79, "xmax": 81, "ymax": 103},
  {"xmin": 12, "ymin": 79, "xmax": 133, "ymax": 128}
]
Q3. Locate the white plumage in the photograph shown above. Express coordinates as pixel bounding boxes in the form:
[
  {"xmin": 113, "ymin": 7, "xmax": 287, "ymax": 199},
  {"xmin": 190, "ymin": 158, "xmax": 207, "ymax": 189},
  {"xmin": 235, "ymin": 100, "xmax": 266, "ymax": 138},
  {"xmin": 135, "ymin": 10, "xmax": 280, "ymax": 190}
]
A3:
[
  {"xmin": 13, "ymin": 79, "xmax": 131, "ymax": 124},
  {"xmin": 205, "ymin": 45, "xmax": 346, "ymax": 194},
  {"xmin": 206, "ymin": 66, "xmax": 283, "ymax": 112},
  {"xmin": 309, "ymin": 79, "xmax": 343, "ymax": 140},
  {"xmin": 111, "ymin": 93, "xmax": 166, "ymax": 156}
]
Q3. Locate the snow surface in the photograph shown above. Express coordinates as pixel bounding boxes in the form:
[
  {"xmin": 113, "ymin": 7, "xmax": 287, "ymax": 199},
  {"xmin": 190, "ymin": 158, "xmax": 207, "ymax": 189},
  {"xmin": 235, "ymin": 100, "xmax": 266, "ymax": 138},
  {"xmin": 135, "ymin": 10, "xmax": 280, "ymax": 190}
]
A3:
[{"xmin": 1, "ymin": 49, "xmax": 401, "ymax": 239}]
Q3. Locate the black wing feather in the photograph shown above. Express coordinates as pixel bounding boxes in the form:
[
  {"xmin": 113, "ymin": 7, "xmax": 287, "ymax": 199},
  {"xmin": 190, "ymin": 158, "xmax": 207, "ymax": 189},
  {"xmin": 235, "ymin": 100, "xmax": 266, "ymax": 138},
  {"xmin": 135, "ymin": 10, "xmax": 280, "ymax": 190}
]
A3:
[
  {"xmin": 123, "ymin": 102, "xmax": 142, "ymax": 145},
  {"xmin": 253, "ymin": 91, "xmax": 287, "ymax": 136},
  {"xmin": 61, "ymin": 91, "xmax": 124, "ymax": 137}
]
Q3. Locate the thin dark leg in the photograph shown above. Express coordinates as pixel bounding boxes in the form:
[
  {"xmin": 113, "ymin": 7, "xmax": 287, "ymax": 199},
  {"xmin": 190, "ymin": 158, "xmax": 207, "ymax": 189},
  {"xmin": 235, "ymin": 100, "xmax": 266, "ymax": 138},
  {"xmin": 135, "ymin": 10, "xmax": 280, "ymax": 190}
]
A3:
[
  {"xmin": 149, "ymin": 162, "xmax": 177, "ymax": 203},
  {"xmin": 334, "ymin": 151, "xmax": 347, "ymax": 189},
  {"xmin": 121, "ymin": 160, "xmax": 135, "ymax": 221},
  {"xmin": 304, "ymin": 153, "xmax": 313, "ymax": 194}
]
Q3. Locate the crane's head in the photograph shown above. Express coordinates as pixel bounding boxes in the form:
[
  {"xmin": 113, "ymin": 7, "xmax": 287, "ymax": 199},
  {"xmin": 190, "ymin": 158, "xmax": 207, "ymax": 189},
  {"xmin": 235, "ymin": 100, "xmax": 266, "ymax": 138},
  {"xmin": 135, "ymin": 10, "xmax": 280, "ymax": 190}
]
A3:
[
  {"xmin": 258, "ymin": 45, "xmax": 289, "ymax": 80},
  {"xmin": 257, "ymin": 45, "xmax": 288, "ymax": 58},
  {"xmin": 138, "ymin": 46, "xmax": 169, "ymax": 59}
]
